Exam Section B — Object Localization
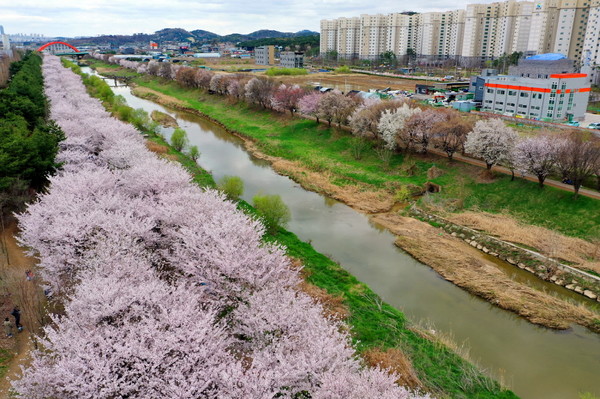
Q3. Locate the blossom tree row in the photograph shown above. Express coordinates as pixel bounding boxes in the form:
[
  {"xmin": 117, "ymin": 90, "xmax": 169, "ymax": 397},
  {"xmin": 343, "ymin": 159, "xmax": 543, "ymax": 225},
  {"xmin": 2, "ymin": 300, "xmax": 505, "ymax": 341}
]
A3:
[{"xmin": 13, "ymin": 55, "xmax": 431, "ymax": 398}]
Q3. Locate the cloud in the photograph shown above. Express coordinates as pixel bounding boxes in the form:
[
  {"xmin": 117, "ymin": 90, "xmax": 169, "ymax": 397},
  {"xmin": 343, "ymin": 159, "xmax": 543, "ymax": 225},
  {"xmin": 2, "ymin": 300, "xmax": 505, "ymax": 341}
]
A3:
[{"xmin": 0, "ymin": 0, "xmax": 500, "ymax": 37}]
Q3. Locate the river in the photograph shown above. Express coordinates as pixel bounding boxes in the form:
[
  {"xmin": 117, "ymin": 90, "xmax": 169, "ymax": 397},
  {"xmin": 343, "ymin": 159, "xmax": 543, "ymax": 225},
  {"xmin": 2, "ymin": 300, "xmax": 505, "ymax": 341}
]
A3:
[{"xmin": 83, "ymin": 67, "xmax": 600, "ymax": 399}]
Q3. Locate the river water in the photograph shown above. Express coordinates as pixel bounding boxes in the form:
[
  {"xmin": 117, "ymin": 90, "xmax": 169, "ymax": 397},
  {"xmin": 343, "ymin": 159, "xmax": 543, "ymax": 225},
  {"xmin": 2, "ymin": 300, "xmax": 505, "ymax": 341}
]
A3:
[{"xmin": 83, "ymin": 67, "xmax": 600, "ymax": 399}]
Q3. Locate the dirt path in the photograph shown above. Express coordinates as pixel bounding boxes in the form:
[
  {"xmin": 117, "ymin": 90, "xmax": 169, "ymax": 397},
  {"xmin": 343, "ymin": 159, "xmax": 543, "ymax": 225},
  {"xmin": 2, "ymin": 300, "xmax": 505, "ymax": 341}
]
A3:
[
  {"xmin": 0, "ymin": 221, "xmax": 38, "ymax": 397},
  {"xmin": 131, "ymin": 85, "xmax": 600, "ymax": 332}
]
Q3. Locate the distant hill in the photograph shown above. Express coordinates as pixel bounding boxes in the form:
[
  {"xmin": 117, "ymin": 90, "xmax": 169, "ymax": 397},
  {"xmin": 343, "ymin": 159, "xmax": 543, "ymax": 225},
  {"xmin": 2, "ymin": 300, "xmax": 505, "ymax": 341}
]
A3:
[{"xmin": 69, "ymin": 28, "xmax": 319, "ymax": 47}]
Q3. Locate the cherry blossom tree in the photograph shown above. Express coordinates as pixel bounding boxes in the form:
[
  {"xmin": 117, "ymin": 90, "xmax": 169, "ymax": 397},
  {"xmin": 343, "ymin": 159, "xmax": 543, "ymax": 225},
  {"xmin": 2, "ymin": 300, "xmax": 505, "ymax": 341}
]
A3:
[
  {"xmin": 271, "ymin": 84, "xmax": 306, "ymax": 116},
  {"xmin": 403, "ymin": 108, "xmax": 450, "ymax": 153},
  {"xmin": 377, "ymin": 104, "xmax": 421, "ymax": 151},
  {"xmin": 555, "ymin": 131, "xmax": 600, "ymax": 197},
  {"xmin": 317, "ymin": 91, "xmax": 357, "ymax": 127},
  {"xmin": 245, "ymin": 77, "xmax": 276, "ymax": 108},
  {"xmin": 514, "ymin": 134, "xmax": 561, "ymax": 187},
  {"xmin": 298, "ymin": 92, "xmax": 322, "ymax": 123},
  {"xmin": 349, "ymin": 99, "xmax": 402, "ymax": 140},
  {"xmin": 464, "ymin": 118, "xmax": 518, "ymax": 170}
]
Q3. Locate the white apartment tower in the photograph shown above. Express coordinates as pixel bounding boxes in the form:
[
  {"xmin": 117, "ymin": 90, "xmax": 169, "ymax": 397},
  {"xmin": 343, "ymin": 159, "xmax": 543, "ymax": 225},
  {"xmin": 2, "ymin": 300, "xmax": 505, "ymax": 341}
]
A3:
[
  {"xmin": 359, "ymin": 14, "xmax": 390, "ymax": 59},
  {"xmin": 582, "ymin": 0, "xmax": 600, "ymax": 84},
  {"xmin": 320, "ymin": 19, "xmax": 338, "ymax": 55},
  {"xmin": 337, "ymin": 17, "xmax": 361, "ymax": 59},
  {"xmin": 321, "ymin": 0, "xmax": 600, "ymax": 67}
]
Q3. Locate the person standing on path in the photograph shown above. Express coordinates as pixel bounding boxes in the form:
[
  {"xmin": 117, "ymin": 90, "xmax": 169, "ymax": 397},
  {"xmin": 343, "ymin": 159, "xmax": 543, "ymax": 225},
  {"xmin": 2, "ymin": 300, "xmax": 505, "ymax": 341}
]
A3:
[
  {"xmin": 3, "ymin": 318, "xmax": 13, "ymax": 338},
  {"xmin": 10, "ymin": 307, "xmax": 21, "ymax": 331}
]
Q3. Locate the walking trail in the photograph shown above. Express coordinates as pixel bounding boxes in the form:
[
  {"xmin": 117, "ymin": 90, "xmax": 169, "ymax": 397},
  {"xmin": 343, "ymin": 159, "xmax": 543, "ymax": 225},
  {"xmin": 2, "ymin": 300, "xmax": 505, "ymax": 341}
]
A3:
[{"xmin": 0, "ymin": 221, "xmax": 37, "ymax": 398}]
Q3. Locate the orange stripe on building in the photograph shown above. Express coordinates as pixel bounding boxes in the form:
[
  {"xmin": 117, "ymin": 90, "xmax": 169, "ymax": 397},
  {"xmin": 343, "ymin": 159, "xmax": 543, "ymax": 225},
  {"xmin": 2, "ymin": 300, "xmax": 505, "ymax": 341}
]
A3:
[
  {"xmin": 550, "ymin": 73, "xmax": 587, "ymax": 79},
  {"xmin": 580, "ymin": 88, "xmax": 591, "ymax": 92},
  {"xmin": 484, "ymin": 83, "xmax": 551, "ymax": 92}
]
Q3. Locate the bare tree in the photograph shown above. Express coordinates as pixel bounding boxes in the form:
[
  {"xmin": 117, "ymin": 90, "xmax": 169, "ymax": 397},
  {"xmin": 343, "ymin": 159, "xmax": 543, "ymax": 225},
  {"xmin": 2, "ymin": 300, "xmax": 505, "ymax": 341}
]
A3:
[{"xmin": 431, "ymin": 114, "xmax": 473, "ymax": 161}]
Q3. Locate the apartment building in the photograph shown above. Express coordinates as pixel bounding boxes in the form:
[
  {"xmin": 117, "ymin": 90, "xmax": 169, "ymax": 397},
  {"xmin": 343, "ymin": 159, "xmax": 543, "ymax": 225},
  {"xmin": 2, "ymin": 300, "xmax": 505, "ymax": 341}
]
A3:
[
  {"xmin": 0, "ymin": 25, "xmax": 10, "ymax": 55},
  {"xmin": 320, "ymin": 19, "xmax": 338, "ymax": 55},
  {"xmin": 280, "ymin": 51, "xmax": 304, "ymax": 68},
  {"xmin": 337, "ymin": 17, "xmax": 361, "ymax": 59},
  {"xmin": 255, "ymin": 45, "xmax": 275, "ymax": 65},
  {"xmin": 481, "ymin": 72, "xmax": 590, "ymax": 120},
  {"xmin": 581, "ymin": 0, "xmax": 600, "ymax": 84},
  {"xmin": 321, "ymin": 0, "xmax": 599, "ymax": 66}
]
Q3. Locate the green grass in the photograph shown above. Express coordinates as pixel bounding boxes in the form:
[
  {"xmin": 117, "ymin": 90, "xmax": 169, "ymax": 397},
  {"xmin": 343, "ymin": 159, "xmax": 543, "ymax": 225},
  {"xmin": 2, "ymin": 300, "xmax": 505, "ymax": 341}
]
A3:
[
  {"xmin": 265, "ymin": 67, "xmax": 308, "ymax": 76},
  {"xmin": 82, "ymin": 61, "xmax": 518, "ymax": 398},
  {"xmin": 0, "ymin": 348, "xmax": 12, "ymax": 380}
]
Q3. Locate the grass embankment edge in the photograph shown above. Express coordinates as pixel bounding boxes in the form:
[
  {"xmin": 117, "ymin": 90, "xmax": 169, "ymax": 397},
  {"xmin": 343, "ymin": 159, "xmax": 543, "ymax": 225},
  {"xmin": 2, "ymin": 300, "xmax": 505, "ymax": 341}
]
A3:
[{"xmin": 72, "ymin": 59, "xmax": 517, "ymax": 398}]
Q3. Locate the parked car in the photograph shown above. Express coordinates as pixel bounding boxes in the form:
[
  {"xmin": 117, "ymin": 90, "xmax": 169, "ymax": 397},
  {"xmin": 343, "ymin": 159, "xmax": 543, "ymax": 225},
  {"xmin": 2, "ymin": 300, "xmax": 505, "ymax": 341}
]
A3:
[
  {"xmin": 588, "ymin": 122, "xmax": 600, "ymax": 130},
  {"xmin": 565, "ymin": 121, "xmax": 580, "ymax": 127}
]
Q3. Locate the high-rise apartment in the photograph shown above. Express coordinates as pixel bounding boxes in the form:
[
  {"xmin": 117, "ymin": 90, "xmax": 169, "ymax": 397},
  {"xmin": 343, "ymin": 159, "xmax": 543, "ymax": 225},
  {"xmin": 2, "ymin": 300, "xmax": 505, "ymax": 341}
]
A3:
[{"xmin": 321, "ymin": 0, "xmax": 599, "ymax": 66}]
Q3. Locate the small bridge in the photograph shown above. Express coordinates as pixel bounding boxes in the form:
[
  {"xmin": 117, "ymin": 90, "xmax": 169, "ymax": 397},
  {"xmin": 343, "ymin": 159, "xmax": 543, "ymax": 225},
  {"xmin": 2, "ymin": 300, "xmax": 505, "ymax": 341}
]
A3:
[{"xmin": 37, "ymin": 41, "xmax": 88, "ymax": 58}]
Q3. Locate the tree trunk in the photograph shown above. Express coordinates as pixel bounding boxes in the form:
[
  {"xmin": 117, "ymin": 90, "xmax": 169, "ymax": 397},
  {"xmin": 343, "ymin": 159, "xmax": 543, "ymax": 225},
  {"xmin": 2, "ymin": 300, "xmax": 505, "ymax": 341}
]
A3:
[
  {"xmin": 511, "ymin": 170, "xmax": 515, "ymax": 181},
  {"xmin": 573, "ymin": 180, "xmax": 582, "ymax": 199},
  {"xmin": 538, "ymin": 175, "xmax": 545, "ymax": 188},
  {"xmin": 486, "ymin": 162, "xmax": 493, "ymax": 170}
]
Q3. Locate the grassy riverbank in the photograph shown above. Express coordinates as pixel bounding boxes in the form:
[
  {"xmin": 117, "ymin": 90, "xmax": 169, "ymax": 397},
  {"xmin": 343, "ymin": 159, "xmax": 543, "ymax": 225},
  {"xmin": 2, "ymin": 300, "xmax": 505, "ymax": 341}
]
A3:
[
  {"xmin": 88, "ymin": 62, "xmax": 600, "ymax": 242},
  {"xmin": 76, "ymin": 60, "xmax": 517, "ymax": 398}
]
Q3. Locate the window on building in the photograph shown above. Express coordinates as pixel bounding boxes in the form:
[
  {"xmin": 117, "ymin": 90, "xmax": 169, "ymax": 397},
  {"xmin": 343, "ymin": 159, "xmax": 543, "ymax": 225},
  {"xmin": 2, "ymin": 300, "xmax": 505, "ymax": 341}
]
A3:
[
  {"xmin": 520, "ymin": 92, "xmax": 529, "ymax": 98},
  {"xmin": 508, "ymin": 90, "xmax": 517, "ymax": 95},
  {"xmin": 487, "ymin": 88, "xmax": 494, "ymax": 93}
]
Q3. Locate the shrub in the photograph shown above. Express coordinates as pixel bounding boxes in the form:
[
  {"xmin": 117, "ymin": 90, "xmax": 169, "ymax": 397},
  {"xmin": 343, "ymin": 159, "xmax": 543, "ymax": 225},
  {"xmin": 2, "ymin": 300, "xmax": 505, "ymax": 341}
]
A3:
[
  {"xmin": 188, "ymin": 145, "xmax": 201, "ymax": 162},
  {"xmin": 170, "ymin": 128, "xmax": 189, "ymax": 152},
  {"xmin": 218, "ymin": 175, "xmax": 244, "ymax": 201},
  {"xmin": 265, "ymin": 68, "xmax": 308, "ymax": 76},
  {"xmin": 253, "ymin": 194, "xmax": 291, "ymax": 233},
  {"xmin": 334, "ymin": 65, "xmax": 351, "ymax": 74}
]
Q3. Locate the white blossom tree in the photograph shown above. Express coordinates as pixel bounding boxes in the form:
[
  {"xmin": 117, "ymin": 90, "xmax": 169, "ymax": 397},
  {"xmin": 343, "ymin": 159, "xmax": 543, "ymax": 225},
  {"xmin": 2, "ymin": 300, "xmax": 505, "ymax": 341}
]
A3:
[
  {"xmin": 464, "ymin": 118, "xmax": 518, "ymax": 170},
  {"xmin": 514, "ymin": 134, "xmax": 561, "ymax": 187}
]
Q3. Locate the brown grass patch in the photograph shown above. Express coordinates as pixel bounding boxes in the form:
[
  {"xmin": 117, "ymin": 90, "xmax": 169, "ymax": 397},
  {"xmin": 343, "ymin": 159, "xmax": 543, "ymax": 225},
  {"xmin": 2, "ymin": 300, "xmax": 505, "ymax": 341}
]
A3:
[
  {"xmin": 372, "ymin": 213, "xmax": 600, "ymax": 332},
  {"xmin": 298, "ymin": 281, "xmax": 350, "ymax": 320},
  {"xmin": 145, "ymin": 141, "xmax": 169, "ymax": 154},
  {"xmin": 150, "ymin": 110, "xmax": 178, "ymax": 128},
  {"xmin": 363, "ymin": 348, "xmax": 423, "ymax": 389},
  {"xmin": 446, "ymin": 211, "xmax": 600, "ymax": 273}
]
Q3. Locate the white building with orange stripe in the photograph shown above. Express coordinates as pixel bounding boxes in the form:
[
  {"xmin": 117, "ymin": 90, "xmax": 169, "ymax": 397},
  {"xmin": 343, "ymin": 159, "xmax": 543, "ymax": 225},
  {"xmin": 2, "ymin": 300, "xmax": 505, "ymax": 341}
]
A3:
[{"xmin": 481, "ymin": 73, "xmax": 591, "ymax": 121}]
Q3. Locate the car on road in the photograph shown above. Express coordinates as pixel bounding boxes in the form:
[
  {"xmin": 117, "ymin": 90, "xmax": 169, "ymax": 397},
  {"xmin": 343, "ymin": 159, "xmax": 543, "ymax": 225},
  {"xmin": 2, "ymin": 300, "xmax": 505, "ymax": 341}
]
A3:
[
  {"xmin": 588, "ymin": 122, "xmax": 600, "ymax": 130},
  {"xmin": 565, "ymin": 121, "xmax": 580, "ymax": 127}
]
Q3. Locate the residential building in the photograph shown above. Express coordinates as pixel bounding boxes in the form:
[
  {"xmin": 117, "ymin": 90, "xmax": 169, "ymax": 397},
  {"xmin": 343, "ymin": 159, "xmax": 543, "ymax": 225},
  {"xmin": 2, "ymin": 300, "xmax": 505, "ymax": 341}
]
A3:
[
  {"xmin": 320, "ymin": 0, "xmax": 600, "ymax": 68},
  {"xmin": 255, "ymin": 45, "xmax": 275, "ymax": 65},
  {"xmin": 581, "ymin": 0, "xmax": 600, "ymax": 84},
  {"xmin": 481, "ymin": 72, "xmax": 590, "ymax": 120},
  {"xmin": 337, "ymin": 17, "xmax": 361, "ymax": 59},
  {"xmin": 280, "ymin": 51, "xmax": 304, "ymax": 68},
  {"xmin": 0, "ymin": 25, "xmax": 10, "ymax": 54},
  {"xmin": 320, "ymin": 19, "xmax": 338, "ymax": 55}
]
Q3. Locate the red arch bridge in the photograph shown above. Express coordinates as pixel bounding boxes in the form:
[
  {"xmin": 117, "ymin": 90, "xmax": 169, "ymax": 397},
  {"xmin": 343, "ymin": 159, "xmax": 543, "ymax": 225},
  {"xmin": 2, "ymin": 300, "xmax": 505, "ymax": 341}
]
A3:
[{"xmin": 37, "ymin": 41, "xmax": 88, "ymax": 58}]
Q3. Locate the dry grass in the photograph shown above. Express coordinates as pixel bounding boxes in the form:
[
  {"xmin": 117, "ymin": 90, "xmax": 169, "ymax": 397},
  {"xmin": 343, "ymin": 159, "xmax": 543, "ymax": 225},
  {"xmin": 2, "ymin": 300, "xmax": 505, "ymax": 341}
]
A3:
[
  {"xmin": 372, "ymin": 213, "xmax": 600, "ymax": 332},
  {"xmin": 447, "ymin": 211, "xmax": 600, "ymax": 273},
  {"xmin": 298, "ymin": 281, "xmax": 350, "ymax": 320},
  {"xmin": 145, "ymin": 141, "xmax": 169, "ymax": 154},
  {"xmin": 269, "ymin": 158, "xmax": 394, "ymax": 213},
  {"xmin": 363, "ymin": 347, "xmax": 423, "ymax": 389}
]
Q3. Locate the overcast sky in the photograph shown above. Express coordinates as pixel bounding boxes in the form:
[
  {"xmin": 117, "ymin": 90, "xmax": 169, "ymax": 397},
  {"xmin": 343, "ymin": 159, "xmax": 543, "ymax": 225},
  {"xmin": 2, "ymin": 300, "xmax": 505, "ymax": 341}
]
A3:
[{"xmin": 2, "ymin": 0, "xmax": 493, "ymax": 38}]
